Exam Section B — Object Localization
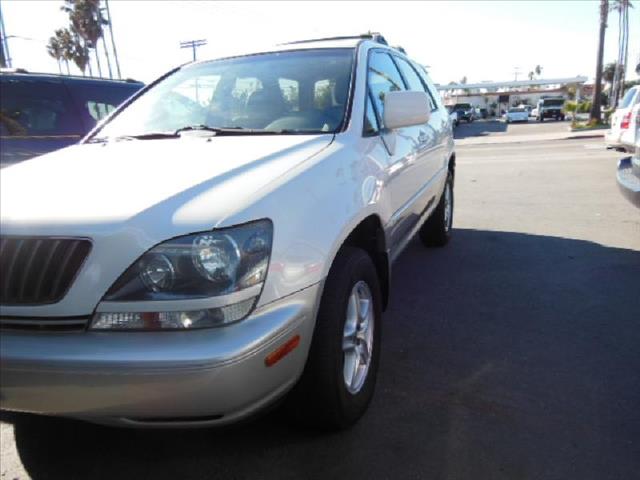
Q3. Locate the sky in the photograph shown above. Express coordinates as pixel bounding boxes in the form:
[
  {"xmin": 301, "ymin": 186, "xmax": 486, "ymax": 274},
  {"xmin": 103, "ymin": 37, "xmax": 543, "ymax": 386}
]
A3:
[{"xmin": 1, "ymin": 0, "xmax": 639, "ymax": 86}]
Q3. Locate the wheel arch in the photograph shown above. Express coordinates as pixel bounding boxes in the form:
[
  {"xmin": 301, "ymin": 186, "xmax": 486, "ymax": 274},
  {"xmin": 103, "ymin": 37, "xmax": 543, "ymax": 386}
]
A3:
[{"xmin": 336, "ymin": 214, "xmax": 390, "ymax": 311}]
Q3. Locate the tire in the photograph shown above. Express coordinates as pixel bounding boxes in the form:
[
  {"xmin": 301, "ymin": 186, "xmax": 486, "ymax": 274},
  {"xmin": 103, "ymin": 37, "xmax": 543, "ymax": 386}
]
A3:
[
  {"xmin": 419, "ymin": 170, "xmax": 454, "ymax": 247},
  {"xmin": 539, "ymin": 116, "xmax": 544, "ymax": 122},
  {"xmin": 286, "ymin": 247, "xmax": 382, "ymax": 430}
]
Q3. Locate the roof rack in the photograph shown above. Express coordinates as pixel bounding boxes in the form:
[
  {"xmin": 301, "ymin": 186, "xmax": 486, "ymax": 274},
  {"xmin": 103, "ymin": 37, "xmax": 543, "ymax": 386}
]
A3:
[{"xmin": 281, "ymin": 32, "xmax": 388, "ymax": 46}]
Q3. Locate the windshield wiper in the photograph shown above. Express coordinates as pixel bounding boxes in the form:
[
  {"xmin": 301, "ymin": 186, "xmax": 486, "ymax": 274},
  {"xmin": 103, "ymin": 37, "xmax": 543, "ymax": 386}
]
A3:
[
  {"xmin": 174, "ymin": 125, "xmax": 294, "ymax": 136},
  {"xmin": 116, "ymin": 132, "xmax": 179, "ymax": 140}
]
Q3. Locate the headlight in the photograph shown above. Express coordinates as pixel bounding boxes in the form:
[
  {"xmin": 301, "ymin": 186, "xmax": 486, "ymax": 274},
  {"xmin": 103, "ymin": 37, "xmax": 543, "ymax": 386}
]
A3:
[{"xmin": 91, "ymin": 219, "xmax": 272, "ymax": 330}]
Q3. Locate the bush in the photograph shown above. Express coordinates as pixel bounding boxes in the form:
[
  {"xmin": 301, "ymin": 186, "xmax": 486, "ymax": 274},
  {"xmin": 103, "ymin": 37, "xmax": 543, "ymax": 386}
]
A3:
[{"xmin": 578, "ymin": 101, "xmax": 592, "ymax": 113}]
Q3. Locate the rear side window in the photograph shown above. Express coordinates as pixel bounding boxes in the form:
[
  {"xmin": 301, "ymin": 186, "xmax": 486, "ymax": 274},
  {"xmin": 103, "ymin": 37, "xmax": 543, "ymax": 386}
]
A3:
[
  {"xmin": 0, "ymin": 78, "xmax": 83, "ymax": 137},
  {"xmin": 619, "ymin": 87, "xmax": 638, "ymax": 109},
  {"xmin": 393, "ymin": 56, "xmax": 436, "ymax": 112},
  {"xmin": 413, "ymin": 64, "xmax": 442, "ymax": 111},
  {"xmin": 69, "ymin": 83, "xmax": 141, "ymax": 127},
  {"xmin": 367, "ymin": 51, "xmax": 406, "ymax": 129}
]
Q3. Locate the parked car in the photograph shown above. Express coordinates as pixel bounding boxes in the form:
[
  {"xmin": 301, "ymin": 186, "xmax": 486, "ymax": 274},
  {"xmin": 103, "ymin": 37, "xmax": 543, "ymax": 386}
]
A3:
[
  {"xmin": 606, "ymin": 85, "xmax": 640, "ymax": 153},
  {"xmin": 616, "ymin": 144, "xmax": 640, "ymax": 208},
  {"xmin": 0, "ymin": 70, "xmax": 143, "ymax": 167},
  {"xmin": 479, "ymin": 108, "xmax": 488, "ymax": 119},
  {"xmin": 518, "ymin": 105, "xmax": 533, "ymax": 116},
  {"xmin": 503, "ymin": 106, "xmax": 529, "ymax": 123},
  {"xmin": 446, "ymin": 105, "xmax": 459, "ymax": 127},
  {"xmin": 451, "ymin": 102, "xmax": 475, "ymax": 122},
  {"xmin": 531, "ymin": 107, "xmax": 539, "ymax": 118},
  {"xmin": 535, "ymin": 97, "xmax": 565, "ymax": 122},
  {"xmin": 0, "ymin": 34, "xmax": 455, "ymax": 430}
]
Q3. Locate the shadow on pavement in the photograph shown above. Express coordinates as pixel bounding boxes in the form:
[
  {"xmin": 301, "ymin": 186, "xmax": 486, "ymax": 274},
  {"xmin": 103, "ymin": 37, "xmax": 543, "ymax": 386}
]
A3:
[
  {"xmin": 454, "ymin": 120, "xmax": 508, "ymax": 139},
  {"xmin": 4, "ymin": 229, "xmax": 640, "ymax": 480}
]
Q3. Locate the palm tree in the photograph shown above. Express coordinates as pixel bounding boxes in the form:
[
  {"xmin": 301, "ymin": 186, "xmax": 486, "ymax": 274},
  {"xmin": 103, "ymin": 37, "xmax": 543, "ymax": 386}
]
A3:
[
  {"xmin": 62, "ymin": 0, "xmax": 109, "ymax": 77},
  {"xmin": 528, "ymin": 71, "xmax": 535, "ymax": 81},
  {"xmin": 46, "ymin": 36, "xmax": 63, "ymax": 74},
  {"xmin": 590, "ymin": 0, "xmax": 609, "ymax": 122},
  {"xmin": 609, "ymin": 0, "xmax": 633, "ymax": 107},
  {"xmin": 534, "ymin": 65, "xmax": 543, "ymax": 78},
  {"xmin": 48, "ymin": 28, "xmax": 74, "ymax": 75}
]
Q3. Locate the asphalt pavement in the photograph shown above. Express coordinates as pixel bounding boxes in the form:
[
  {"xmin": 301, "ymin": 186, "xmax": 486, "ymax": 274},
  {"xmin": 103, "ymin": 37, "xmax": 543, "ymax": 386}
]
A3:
[{"xmin": 1, "ymin": 126, "xmax": 639, "ymax": 480}]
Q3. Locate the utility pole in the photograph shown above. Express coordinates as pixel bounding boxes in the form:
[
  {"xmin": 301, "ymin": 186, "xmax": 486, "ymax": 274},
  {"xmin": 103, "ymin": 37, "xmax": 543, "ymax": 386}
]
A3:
[
  {"xmin": 514, "ymin": 67, "xmax": 520, "ymax": 81},
  {"xmin": 104, "ymin": 0, "xmax": 121, "ymax": 79},
  {"xmin": 180, "ymin": 39, "xmax": 207, "ymax": 61},
  {"xmin": 0, "ymin": 2, "xmax": 11, "ymax": 68}
]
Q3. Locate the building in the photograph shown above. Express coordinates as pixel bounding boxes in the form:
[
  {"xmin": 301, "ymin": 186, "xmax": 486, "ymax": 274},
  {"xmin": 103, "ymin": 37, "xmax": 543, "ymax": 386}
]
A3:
[{"xmin": 436, "ymin": 76, "xmax": 588, "ymax": 115}]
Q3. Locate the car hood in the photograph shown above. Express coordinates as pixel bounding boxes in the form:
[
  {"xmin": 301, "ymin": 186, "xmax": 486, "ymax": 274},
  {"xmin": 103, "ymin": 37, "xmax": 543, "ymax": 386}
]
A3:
[{"xmin": 0, "ymin": 134, "xmax": 332, "ymax": 236}]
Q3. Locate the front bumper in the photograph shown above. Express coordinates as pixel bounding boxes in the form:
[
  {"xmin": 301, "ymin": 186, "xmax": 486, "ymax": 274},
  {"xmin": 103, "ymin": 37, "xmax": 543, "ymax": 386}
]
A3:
[
  {"xmin": 0, "ymin": 283, "xmax": 320, "ymax": 427},
  {"xmin": 540, "ymin": 110, "xmax": 563, "ymax": 118},
  {"xmin": 617, "ymin": 156, "xmax": 640, "ymax": 208}
]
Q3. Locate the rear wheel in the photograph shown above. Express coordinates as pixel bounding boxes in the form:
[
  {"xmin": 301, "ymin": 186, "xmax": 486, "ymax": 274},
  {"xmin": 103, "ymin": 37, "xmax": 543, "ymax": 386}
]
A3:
[
  {"xmin": 286, "ymin": 247, "xmax": 382, "ymax": 430},
  {"xmin": 419, "ymin": 171, "xmax": 454, "ymax": 247}
]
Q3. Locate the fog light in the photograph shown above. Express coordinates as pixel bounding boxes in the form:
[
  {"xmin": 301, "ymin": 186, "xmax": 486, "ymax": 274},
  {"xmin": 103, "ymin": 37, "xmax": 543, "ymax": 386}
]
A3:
[{"xmin": 91, "ymin": 297, "xmax": 256, "ymax": 330}]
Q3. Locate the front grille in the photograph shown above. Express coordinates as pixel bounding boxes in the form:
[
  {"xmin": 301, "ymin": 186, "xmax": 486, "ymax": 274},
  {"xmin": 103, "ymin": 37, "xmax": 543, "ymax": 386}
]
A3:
[
  {"xmin": 0, "ymin": 316, "xmax": 89, "ymax": 332},
  {"xmin": 0, "ymin": 237, "xmax": 92, "ymax": 305}
]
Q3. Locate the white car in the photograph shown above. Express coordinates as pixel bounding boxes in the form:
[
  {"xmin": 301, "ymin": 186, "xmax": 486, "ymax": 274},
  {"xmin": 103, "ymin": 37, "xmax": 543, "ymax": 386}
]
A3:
[
  {"xmin": 503, "ymin": 107, "xmax": 529, "ymax": 123},
  {"xmin": 0, "ymin": 34, "xmax": 455, "ymax": 429},
  {"xmin": 606, "ymin": 85, "xmax": 640, "ymax": 152}
]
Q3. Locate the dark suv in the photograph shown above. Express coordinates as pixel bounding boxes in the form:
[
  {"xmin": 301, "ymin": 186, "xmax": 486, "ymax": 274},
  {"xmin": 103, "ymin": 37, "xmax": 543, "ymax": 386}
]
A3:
[
  {"xmin": 451, "ymin": 103, "xmax": 475, "ymax": 123},
  {"xmin": 0, "ymin": 71, "xmax": 143, "ymax": 167}
]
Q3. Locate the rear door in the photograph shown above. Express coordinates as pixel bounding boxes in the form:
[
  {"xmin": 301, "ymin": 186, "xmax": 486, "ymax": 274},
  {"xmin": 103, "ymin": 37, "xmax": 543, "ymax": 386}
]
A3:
[
  {"xmin": 0, "ymin": 76, "xmax": 84, "ymax": 167},
  {"xmin": 393, "ymin": 55, "xmax": 447, "ymax": 188}
]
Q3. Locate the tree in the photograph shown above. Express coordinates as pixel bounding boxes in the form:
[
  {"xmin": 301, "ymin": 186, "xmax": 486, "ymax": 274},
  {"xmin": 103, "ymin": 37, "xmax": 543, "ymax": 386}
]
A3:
[
  {"xmin": 528, "ymin": 71, "xmax": 534, "ymax": 81},
  {"xmin": 603, "ymin": 61, "xmax": 617, "ymax": 83},
  {"xmin": 60, "ymin": 0, "xmax": 109, "ymax": 77},
  {"xmin": 46, "ymin": 36, "xmax": 64, "ymax": 74},
  {"xmin": 590, "ymin": 0, "xmax": 609, "ymax": 123},
  {"xmin": 534, "ymin": 65, "xmax": 543, "ymax": 77},
  {"xmin": 609, "ymin": 1, "xmax": 633, "ymax": 107},
  {"xmin": 47, "ymin": 28, "xmax": 74, "ymax": 75}
]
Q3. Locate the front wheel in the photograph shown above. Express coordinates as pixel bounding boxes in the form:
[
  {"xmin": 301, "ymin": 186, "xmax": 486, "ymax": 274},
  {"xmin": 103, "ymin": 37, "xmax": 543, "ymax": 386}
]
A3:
[
  {"xmin": 419, "ymin": 170, "xmax": 454, "ymax": 247},
  {"xmin": 286, "ymin": 247, "xmax": 382, "ymax": 430}
]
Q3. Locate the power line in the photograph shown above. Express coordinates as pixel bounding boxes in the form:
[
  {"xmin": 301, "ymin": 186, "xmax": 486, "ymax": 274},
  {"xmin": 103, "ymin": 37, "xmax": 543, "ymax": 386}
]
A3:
[{"xmin": 180, "ymin": 39, "xmax": 207, "ymax": 62}]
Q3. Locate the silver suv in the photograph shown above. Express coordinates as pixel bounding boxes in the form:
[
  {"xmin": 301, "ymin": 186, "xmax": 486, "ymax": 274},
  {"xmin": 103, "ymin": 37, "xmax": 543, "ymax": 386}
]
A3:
[{"xmin": 0, "ymin": 33, "xmax": 455, "ymax": 429}]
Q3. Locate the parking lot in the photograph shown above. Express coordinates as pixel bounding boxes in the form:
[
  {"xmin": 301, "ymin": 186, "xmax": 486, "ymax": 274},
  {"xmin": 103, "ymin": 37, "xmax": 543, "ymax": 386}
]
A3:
[{"xmin": 1, "ymin": 122, "xmax": 639, "ymax": 480}]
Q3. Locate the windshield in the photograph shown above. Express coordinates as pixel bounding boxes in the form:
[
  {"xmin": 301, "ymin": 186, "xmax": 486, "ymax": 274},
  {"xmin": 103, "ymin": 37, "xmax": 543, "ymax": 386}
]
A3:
[
  {"xmin": 453, "ymin": 103, "xmax": 471, "ymax": 110},
  {"xmin": 95, "ymin": 49, "xmax": 354, "ymax": 139},
  {"xmin": 509, "ymin": 108, "xmax": 525, "ymax": 113},
  {"xmin": 541, "ymin": 99, "xmax": 564, "ymax": 107}
]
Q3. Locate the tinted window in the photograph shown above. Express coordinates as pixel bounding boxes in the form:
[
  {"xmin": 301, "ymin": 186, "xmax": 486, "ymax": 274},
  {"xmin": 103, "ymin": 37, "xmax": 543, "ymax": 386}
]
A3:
[
  {"xmin": 394, "ymin": 57, "xmax": 424, "ymax": 93},
  {"xmin": 97, "ymin": 49, "xmax": 354, "ymax": 137},
  {"xmin": 0, "ymin": 78, "xmax": 83, "ymax": 137},
  {"xmin": 70, "ymin": 83, "xmax": 141, "ymax": 127},
  {"xmin": 363, "ymin": 93, "xmax": 379, "ymax": 136},
  {"xmin": 394, "ymin": 57, "xmax": 436, "ymax": 112},
  {"xmin": 412, "ymin": 63, "xmax": 442, "ymax": 110},
  {"xmin": 367, "ymin": 51, "xmax": 405, "ymax": 129}
]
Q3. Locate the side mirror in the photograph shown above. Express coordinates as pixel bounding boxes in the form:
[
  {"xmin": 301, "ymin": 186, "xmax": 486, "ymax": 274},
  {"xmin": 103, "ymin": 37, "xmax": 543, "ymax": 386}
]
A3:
[{"xmin": 383, "ymin": 90, "xmax": 431, "ymax": 129}]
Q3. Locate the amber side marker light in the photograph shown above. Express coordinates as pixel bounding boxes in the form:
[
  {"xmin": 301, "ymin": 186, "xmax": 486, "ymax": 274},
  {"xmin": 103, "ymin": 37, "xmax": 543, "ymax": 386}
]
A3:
[{"xmin": 265, "ymin": 335, "xmax": 301, "ymax": 367}]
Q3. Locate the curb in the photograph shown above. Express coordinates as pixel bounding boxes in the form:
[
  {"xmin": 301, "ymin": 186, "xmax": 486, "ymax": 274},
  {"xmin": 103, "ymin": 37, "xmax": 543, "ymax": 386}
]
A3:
[{"xmin": 564, "ymin": 133, "xmax": 606, "ymax": 140}]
